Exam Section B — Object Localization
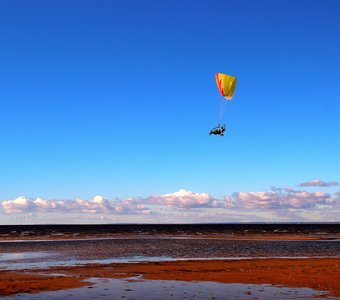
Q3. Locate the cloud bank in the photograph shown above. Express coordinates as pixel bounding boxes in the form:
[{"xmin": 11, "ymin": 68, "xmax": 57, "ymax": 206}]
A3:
[
  {"xmin": 299, "ymin": 179, "xmax": 340, "ymax": 187},
  {"xmin": 147, "ymin": 189, "xmax": 219, "ymax": 209},
  {"xmin": 230, "ymin": 188, "xmax": 333, "ymax": 210},
  {"xmin": 1, "ymin": 196, "xmax": 150, "ymax": 215},
  {"xmin": 1, "ymin": 179, "xmax": 339, "ymax": 223}
]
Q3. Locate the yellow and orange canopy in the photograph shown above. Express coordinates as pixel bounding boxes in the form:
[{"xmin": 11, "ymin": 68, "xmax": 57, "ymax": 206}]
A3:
[{"xmin": 215, "ymin": 73, "xmax": 237, "ymax": 100}]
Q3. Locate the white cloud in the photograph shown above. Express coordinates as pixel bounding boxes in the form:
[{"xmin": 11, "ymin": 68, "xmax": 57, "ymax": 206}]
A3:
[
  {"xmin": 1, "ymin": 195, "xmax": 150, "ymax": 215},
  {"xmin": 147, "ymin": 189, "xmax": 219, "ymax": 209},
  {"xmin": 299, "ymin": 179, "xmax": 340, "ymax": 187},
  {"xmin": 230, "ymin": 188, "xmax": 334, "ymax": 210},
  {"xmin": 1, "ymin": 187, "xmax": 339, "ymax": 223},
  {"xmin": 1, "ymin": 196, "xmax": 32, "ymax": 213}
]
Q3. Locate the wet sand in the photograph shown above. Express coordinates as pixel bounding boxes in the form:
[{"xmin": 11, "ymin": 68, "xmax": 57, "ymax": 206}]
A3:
[
  {"xmin": 1, "ymin": 257, "xmax": 339, "ymax": 298},
  {"xmin": 1, "ymin": 237, "xmax": 339, "ymax": 261},
  {"xmin": 1, "ymin": 225, "xmax": 339, "ymax": 299}
]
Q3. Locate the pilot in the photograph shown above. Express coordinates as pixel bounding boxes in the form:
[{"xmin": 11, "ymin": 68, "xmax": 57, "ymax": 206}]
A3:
[{"xmin": 209, "ymin": 124, "xmax": 225, "ymax": 136}]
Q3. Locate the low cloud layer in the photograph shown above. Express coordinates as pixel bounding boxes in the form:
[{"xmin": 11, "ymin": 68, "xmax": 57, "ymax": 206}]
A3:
[
  {"xmin": 229, "ymin": 188, "xmax": 333, "ymax": 210},
  {"xmin": 299, "ymin": 179, "xmax": 340, "ymax": 187},
  {"xmin": 1, "ymin": 196, "xmax": 150, "ymax": 215},
  {"xmin": 1, "ymin": 189, "xmax": 218, "ymax": 214},
  {"xmin": 1, "ymin": 184, "xmax": 339, "ymax": 223},
  {"xmin": 147, "ymin": 189, "xmax": 219, "ymax": 209}
]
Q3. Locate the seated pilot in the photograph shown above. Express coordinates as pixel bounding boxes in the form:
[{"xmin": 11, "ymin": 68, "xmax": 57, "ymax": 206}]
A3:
[{"xmin": 209, "ymin": 124, "xmax": 225, "ymax": 136}]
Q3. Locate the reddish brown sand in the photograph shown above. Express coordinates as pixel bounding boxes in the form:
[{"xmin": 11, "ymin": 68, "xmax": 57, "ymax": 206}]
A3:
[
  {"xmin": 0, "ymin": 272, "xmax": 89, "ymax": 295},
  {"xmin": 1, "ymin": 258, "xmax": 339, "ymax": 297}
]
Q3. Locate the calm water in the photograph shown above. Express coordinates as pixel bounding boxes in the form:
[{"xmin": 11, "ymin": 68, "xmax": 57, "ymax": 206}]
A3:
[{"xmin": 2, "ymin": 278, "xmax": 332, "ymax": 300}]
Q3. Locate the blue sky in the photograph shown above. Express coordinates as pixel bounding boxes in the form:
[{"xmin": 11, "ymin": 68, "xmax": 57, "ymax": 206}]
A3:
[{"xmin": 0, "ymin": 0, "xmax": 339, "ymax": 223}]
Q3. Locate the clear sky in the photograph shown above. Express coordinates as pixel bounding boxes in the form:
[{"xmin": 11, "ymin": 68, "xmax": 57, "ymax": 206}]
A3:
[{"xmin": 1, "ymin": 0, "xmax": 339, "ymax": 224}]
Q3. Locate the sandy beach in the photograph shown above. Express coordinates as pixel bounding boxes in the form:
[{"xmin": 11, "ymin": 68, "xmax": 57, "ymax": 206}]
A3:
[
  {"xmin": 1, "ymin": 225, "xmax": 339, "ymax": 299},
  {"xmin": 1, "ymin": 257, "xmax": 339, "ymax": 298}
]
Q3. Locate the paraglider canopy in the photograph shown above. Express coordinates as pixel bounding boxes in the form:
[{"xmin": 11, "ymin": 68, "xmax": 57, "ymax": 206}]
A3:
[
  {"xmin": 215, "ymin": 73, "xmax": 237, "ymax": 100},
  {"xmin": 209, "ymin": 72, "xmax": 237, "ymax": 136}
]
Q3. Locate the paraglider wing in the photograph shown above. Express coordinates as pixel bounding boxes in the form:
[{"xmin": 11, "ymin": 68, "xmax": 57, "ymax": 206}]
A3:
[
  {"xmin": 210, "ymin": 72, "xmax": 237, "ymax": 136},
  {"xmin": 215, "ymin": 73, "xmax": 237, "ymax": 100}
]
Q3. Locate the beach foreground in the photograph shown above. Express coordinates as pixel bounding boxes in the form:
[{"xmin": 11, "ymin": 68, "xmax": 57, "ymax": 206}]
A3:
[
  {"xmin": 1, "ymin": 258, "xmax": 339, "ymax": 298},
  {"xmin": 1, "ymin": 224, "xmax": 339, "ymax": 299}
]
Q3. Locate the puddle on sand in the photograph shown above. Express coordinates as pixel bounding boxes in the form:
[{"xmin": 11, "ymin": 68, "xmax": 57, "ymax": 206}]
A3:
[
  {"xmin": 0, "ymin": 251, "xmax": 53, "ymax": 261},
  {"xmin": 0, "ymin": 251, "xmax": 59, "ymax": 270},
  {"xmin": 2, "ymin": 277, "xmax": 333, "ymax": 300},
  {"xmin": 0, "ymin": 254, "xmax": 175, "ymax": 270}
]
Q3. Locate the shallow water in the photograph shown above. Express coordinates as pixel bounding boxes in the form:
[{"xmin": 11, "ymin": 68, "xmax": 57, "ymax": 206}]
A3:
[
  {"xmin": 1, "ymin": 236, "xmax": 339, "ymax": 299},
  {"xmin": 1, "ymin": 238, "xmax": 339, "ymax": 259},
  {"xmin": 1, "ymin": 251, "xmax": 340, "ymax": 271},
  {"xmin": 1, "ymin": 238, "xmax": 340, "ymax": 271},
  {"xmin": 2, "ymin": 277, "xmax": 333, "ymax": 300}
]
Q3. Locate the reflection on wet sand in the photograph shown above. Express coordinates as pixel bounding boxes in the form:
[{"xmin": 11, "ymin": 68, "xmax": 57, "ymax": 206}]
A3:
[
  {"xmin": 1, "ymin": 277, "xmax": 332, "ymax": 300},
  {"xmin": 0, "ymin": 256, "xmax": 339, "ymax": 299},
  {"xmin": 0, "ymin": 224, "xmax": 339, "ymax": 299}
]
